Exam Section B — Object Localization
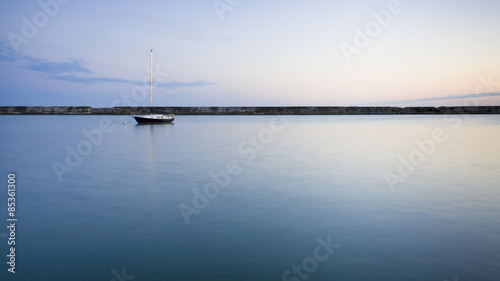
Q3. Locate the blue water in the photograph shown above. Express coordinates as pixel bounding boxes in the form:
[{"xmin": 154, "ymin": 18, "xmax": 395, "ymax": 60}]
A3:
[{"xmin": 1, "ymin": 115, "xmax": 499, "ymax": 281}]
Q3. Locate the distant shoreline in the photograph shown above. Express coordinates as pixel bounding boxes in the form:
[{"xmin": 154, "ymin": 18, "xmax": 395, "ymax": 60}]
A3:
[{"xmin": 1, "ymin": 106, "xmax": 500, "ymax": 115}]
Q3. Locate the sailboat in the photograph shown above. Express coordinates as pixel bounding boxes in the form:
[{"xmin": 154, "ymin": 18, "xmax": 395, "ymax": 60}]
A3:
[{"xmin": 133, "ymin": 49, "xmax": 175, "ymax": 124}]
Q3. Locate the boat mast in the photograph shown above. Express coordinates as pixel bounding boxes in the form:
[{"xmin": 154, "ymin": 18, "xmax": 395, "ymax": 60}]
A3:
[{"xmin": 150, "ymin": 49, "xmax": 153, "ymax": 114}]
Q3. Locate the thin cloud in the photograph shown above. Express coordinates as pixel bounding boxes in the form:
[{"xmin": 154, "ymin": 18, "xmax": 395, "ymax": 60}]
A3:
[
  {"xmin": 0, "ymin": 42, "xmax": 19, "ymax": 61},
  {"xmin": 24, "ymin": 57, "xmax": 93, "ymax": 74},
  {"xmin": 0, "ymin": 43, "xmax": 215, "ymax": 89},
  {"xmin": 216, "ymin": 36, "xmax": 238, "ymax": 41},
  {"xmin": 173, "ymin": 34, "xmax": 206, "ymax": 42},
  {"xmin": 0, "ymin": 42, "xmax": 92, "ymax": 74},
  {"xmin": 157, "ymin": 81, "xmax": 216, "ymax": 89},
  {"xmin": 51, "ymin": 75, "xmax": 216, "ymax": 89},
  {"xmin": 51, "ymin": 74, "xmax": 135, "ymax": 84},
  {"xmin": 373, "ymin": 92, "xmax": 500, "ymax": 105}
]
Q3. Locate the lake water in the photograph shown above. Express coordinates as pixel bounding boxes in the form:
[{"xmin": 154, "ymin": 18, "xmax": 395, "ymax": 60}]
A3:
[{"xmin": 1, "ymin": 114, "xmax": 499, "ymax": 281}]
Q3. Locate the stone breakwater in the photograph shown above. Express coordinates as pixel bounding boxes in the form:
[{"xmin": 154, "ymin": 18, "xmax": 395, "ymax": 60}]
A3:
[{"xmin": 1, "ymin": 106, "xmax": 500, "ymax": 115}]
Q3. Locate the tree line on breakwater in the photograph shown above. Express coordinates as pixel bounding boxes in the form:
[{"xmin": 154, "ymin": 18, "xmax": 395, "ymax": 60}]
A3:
[{"xmin": 1, "ymin": 106, "xmax": 500, "ymax": 115}]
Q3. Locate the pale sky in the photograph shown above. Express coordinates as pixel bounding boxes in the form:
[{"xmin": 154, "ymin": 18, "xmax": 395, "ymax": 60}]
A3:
[{"xmin": 1, "ymin": 0, "xmax": 499, "ymax": 107}]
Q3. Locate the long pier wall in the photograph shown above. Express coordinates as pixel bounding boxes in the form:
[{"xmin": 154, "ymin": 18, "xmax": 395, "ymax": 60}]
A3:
[{"xmin": 1, "ymin": 106, "xmax": 500, "ymax": 115}]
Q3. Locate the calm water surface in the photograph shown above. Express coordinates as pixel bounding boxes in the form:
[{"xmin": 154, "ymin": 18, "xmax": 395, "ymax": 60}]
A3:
[{"xmin": 0, "ymin": 115, "xmax": 499, "ymax": 281}]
